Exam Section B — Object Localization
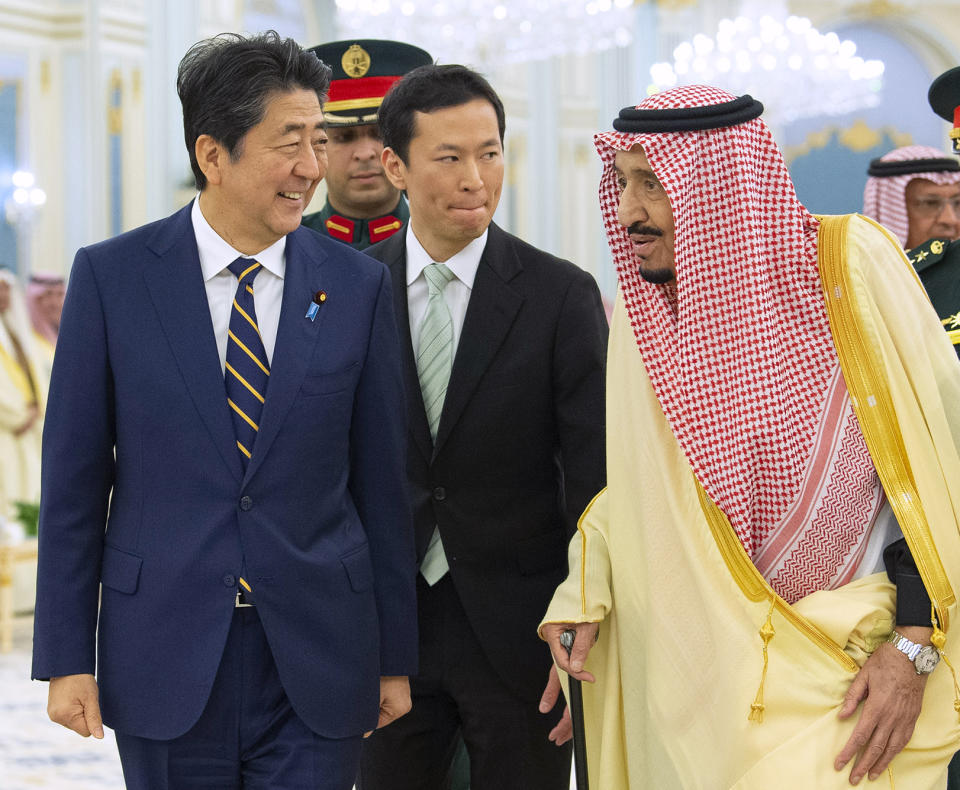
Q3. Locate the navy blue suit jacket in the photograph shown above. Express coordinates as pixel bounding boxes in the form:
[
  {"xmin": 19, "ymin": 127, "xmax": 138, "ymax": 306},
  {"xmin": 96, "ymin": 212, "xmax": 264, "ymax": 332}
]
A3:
[{"xmin": 32, "ymin": 202, "xmax": 417, "ymax": 740}]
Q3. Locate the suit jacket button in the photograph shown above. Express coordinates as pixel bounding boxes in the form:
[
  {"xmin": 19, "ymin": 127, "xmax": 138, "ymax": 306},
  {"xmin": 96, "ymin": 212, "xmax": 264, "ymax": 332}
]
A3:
[
  {"xmin": 222, "ymin": 574, "xmax": 236, "ymax": 587},
  {"xmin": 432, "ymin": 486, "xmax": 446, "ymax": 502},
  {"xmin": 239, "ymin": 496, "xmax": 253, "ymax": 511}
]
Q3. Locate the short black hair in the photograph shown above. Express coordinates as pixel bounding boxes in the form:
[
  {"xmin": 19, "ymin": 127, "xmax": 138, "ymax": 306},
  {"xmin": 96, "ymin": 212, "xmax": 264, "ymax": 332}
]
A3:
[
  {"xmin": 177, "ymin": 30, "xmax": 332, "ymax": 190},
  {"xmin": 378, "ymin": 64, "xmax": 505, "ymax": 164}
]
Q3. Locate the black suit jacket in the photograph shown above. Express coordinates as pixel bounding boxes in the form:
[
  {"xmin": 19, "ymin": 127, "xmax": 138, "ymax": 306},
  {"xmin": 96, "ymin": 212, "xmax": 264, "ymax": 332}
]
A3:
[{"xmin": 367, "ymin": 222, "xmax": 607, "ymax": 701}]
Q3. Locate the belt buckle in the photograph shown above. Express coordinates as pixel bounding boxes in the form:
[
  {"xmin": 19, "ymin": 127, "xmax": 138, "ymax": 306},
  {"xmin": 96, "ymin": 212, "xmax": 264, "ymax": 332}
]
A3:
[{"xmin": 235, "ymin": 589, "xmax": 254, "ymax": 608}]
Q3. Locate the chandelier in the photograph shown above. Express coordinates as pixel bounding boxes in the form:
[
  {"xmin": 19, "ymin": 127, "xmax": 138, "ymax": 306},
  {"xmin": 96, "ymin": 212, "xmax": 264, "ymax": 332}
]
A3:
[
  {"xmin": 4, "ymin": 170, "xmax": 46, "ymax": 227},
  {"xmin": 649, "ymin": 7, "xmax": 884, "ymax": 127},
  {"xmin": 333, "ymin": 0, "xmax": 636, "ymax": 66}
]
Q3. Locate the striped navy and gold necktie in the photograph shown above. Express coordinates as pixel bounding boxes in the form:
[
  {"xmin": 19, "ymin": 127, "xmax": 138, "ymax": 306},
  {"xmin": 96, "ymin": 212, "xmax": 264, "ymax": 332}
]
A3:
[{"xmin": 225, "ymin": 257, "xmax": 270, "ymax": 469}]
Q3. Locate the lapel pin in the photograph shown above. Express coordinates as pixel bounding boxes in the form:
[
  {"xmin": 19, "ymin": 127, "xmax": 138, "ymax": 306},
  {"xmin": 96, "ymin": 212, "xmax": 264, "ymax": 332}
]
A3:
[{"xmin": 305, "ymin": 290, "xmax": 327, "ymax": 322}]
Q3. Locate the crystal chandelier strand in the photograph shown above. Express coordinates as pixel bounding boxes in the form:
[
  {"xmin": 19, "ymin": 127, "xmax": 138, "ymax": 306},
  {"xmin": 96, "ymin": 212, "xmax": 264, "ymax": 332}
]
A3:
[
  {"xmin": 649, "ymin": 7, "xmax": 883, "ymax": 127},
  {"xmin": 334, "ymin": 0, "xmax": 636, "ymax": 66}
]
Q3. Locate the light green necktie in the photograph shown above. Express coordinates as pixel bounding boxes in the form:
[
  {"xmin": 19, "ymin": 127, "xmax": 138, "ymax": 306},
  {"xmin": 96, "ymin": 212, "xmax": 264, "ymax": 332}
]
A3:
[{"xmin": 417, "ymin": 263, "xmax": 455, "ymax": 585}]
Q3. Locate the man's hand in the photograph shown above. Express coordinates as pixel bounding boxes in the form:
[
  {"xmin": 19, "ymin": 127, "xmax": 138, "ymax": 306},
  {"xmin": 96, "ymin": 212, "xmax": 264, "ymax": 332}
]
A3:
[
  {"xmin": 541, "ymin": 621, "xmax": 599, "ymax": 683},
  {"xmin": 48, "ymin": 673, "xmax": 104, "ymax": 738},
  {"xmin": 365, "ymin": 675, "xmax": 412, "ymax": 737},
  {"xmin": 539, "ymin": 663, "xmax": 573, "ymax": 746},
  {"xmin": 834, "ymin": 626, "xmax": 932, "ymax": 785}
]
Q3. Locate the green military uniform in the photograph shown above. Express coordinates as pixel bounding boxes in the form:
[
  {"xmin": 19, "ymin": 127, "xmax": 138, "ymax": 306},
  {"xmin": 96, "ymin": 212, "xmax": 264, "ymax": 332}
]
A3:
[
  {"xmin": 302, "ymin": 195, "xmax": 409, "ymax": 251},
  {"xmin": 907, "ymin": 238, "xmax": 960, "ymax": 358}
]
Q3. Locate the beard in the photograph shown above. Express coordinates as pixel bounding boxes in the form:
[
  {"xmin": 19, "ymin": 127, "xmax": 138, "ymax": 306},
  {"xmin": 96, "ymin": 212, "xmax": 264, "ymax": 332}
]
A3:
[
  {"xmin": 625, "ymin": 222, "xmax": 673, "ymax": 283},
  {"xmin": 638, "ymin": 265, "xmax": 675, "ymax": 284}
]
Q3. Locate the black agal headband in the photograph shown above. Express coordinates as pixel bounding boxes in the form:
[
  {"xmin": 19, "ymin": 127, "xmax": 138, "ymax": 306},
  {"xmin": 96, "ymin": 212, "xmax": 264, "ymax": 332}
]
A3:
[
  {"xmin": 612, "ymin": 94, "xmax": 764, "ymax": 133},
  {"xmin": 867, "ymin": 157, "xmax": 960, "ymax": 177}
]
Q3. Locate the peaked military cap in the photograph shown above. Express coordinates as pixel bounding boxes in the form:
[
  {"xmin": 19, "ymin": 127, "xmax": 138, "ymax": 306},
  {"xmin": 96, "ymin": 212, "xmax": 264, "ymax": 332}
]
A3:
[
  {"xmin": 929, "ymin": 66, "xmax": 960, "ymax": 154},
  {"xmin": 308, "ymin": 39, "xmax": 433, "ymax": 127}
]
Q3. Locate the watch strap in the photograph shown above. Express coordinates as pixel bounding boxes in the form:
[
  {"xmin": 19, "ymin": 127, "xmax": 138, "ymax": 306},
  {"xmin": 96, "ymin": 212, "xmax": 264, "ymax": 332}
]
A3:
[
  {"xmin": 887, "ymin": 629, "xmax": 923, "ymax": 661},
  {"xmin": 887, "ymin": 629, "xmax": 940, "ymax": 674}
]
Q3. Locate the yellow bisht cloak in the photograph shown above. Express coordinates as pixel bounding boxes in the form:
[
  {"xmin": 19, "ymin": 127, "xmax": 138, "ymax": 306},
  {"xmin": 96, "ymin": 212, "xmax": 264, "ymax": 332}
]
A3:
[{"xmin": 542, "ymin": 215, "xmax": 960, "ymax": 789}]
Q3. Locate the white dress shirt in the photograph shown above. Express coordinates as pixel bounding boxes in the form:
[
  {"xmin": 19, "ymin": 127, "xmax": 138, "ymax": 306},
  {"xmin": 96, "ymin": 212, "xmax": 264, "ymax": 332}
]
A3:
[
  {"xmin": 406, "ymin": 223, "xmax": 487, "ymax": 584},
  {"xmin": 405, "ymin": 223, "xmax": 487, "ymax": 355},
  {"xmin": 191, "ymin": 197, "xmax": 286, "ymax": 372}
]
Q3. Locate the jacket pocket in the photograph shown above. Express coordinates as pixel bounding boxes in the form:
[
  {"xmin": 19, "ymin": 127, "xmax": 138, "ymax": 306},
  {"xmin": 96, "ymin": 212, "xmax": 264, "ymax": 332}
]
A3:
[
  {"xmin": 340, "ymin": 543, "xmax": 374, "ymax": 592},
  {"xmin": 300, "ymin": 363, "xmax": 360, "ymax": 396},
  {"xmin": 100, "ymin": 545, "xmax": 143, "ymax": 594}
]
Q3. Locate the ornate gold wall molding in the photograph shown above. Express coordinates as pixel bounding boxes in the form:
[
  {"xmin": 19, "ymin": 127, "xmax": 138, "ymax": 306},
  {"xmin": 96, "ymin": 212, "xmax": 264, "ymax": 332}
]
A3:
[
  {"xmin": 783, "ymin": 122, "xmax": 912, "ymax": 163},
  {"xmin": 843, "ymin": 0, "xmax": 914, "ymax": 17}
]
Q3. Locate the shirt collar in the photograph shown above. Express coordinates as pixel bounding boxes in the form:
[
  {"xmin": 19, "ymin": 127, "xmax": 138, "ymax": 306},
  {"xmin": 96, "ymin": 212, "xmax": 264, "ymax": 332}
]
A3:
[
  {"xmin": 404, "ymin": 222, "xmax": 487, "ymax": 289},
  {"xmin": 192, "ymin": 196, "xmax": 286, "ymax": 282}
]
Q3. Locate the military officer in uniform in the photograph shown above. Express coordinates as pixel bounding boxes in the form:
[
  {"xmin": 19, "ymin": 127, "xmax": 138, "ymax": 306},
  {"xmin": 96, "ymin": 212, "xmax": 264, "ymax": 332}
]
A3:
[
  {"xmin": 862, "ymin": 146, "xmax": 960, "ymax": 249},
  {"xmin": 906, "ymin": 67, "xmax": 960, "ymax": 360},
  {"xmin": 302, "ymin": 40, "xmax": 432, "ymax": 249}
]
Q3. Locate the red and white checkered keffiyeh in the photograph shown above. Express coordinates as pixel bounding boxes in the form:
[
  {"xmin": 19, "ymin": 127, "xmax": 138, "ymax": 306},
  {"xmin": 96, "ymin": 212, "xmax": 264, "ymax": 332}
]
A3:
[
  {"xmin": 862, "ymin": 144, "xmax": 960, "ymax": 247},
  {"xmin": 598, "ymin": 85, "xmax": 883, "ymax": 602}
]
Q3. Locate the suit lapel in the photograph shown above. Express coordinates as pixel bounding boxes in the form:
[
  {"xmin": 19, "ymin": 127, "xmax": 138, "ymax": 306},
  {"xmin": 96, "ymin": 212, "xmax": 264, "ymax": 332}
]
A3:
[
  {"xmin": 383, "ymin": 236, "xmax": 434, "ymax": 463},
  {"xmin": 434, "ymin": 224, "xmax": 523, "ymax": 455},
  {"xmin": 142, "ymin": 204, "xmax": 243, "ymax": 483},
  {"xmin": 243, "ymin": 228, "xmax": 328, "ymax": 483}
]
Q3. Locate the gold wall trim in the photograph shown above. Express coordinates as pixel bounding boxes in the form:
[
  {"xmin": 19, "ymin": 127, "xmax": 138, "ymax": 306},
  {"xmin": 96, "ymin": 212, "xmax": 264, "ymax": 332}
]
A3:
[{"xmin": 783, "ymin": 123, "xmax": 912, "ymax": 165}]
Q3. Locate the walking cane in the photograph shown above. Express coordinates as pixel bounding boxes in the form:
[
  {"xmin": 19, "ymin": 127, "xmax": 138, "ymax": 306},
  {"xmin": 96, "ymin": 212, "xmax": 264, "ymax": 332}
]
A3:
[{"xmin": 561, "ymin": 629, "xmax": 589, "ymax": 790}]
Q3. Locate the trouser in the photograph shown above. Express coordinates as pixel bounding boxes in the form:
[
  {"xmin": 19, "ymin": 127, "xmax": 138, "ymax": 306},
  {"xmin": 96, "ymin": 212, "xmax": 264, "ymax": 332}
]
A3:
[
  {"xmin": 358, "ymin": 574, "xmax": 571, "ymax": 790},
  {"xmin": 116, "ymin": 607, "xmax": 362, "ymax": 790}
]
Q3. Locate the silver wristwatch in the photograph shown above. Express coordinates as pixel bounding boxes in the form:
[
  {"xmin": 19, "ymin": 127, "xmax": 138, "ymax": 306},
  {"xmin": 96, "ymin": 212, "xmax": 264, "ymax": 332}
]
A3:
[{"xmin": 886, "ymin": 630, "xmax": 940, "ymax": 675}]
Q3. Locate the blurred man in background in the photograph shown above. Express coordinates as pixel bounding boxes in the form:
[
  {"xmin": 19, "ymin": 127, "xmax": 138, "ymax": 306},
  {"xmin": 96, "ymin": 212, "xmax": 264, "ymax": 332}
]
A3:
[
  {"xmin": 862, "ymin": 144, "xmax": 960, "ymax": 250},
  {"xmin": 302, "ymin": 39, "xmax": 431, "ymax": 249}
]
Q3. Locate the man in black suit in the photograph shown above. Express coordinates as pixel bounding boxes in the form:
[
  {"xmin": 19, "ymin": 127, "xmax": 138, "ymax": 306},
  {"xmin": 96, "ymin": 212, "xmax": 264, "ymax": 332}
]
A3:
[{"xmin": 358, "ymin": 64, "xmax": 608, "ymax": 790}]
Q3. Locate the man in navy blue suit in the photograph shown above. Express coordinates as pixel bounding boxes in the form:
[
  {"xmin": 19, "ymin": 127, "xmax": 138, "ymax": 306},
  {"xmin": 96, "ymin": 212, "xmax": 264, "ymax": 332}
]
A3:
[{"xmin": 31, "ymin": 31, "xmax": 417, "ymax": 789}]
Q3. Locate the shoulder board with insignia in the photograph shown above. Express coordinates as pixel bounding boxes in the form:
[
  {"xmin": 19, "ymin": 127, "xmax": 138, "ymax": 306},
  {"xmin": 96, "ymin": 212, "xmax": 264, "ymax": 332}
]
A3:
[{"xmin": 908, "ymin": 237, "xmax": 952, "ymax": 273}]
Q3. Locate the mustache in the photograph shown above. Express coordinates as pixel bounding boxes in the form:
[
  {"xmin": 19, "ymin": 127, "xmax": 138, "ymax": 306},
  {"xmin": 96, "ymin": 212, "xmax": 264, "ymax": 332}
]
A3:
[{"xmin": 626, "ymin": 223, "xmax": 663, "ymax": 237}]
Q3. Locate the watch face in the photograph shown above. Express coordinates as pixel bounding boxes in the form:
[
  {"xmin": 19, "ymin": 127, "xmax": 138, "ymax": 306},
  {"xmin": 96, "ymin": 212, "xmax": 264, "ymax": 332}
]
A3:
[{"xmin": 915, "ymin": 646, "xmax": 940, "ymax": 674}]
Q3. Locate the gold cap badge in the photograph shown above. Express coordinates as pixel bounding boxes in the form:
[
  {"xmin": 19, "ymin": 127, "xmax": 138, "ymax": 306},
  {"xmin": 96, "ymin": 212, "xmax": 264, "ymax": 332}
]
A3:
[{"xmin": 342, "ymin": 44, "xmax": 371, "ymax": 79}]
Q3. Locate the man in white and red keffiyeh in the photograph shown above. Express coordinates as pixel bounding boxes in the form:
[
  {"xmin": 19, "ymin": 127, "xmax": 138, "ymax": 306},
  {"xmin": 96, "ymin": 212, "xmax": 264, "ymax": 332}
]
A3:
[
  {"xmin": 865, "ymin": 146, "xmax": 960, "ymax": 362},
  {"xmin": 538, "ymin": 85, "xmax": 960, "ymax": 789},
  {"xmin": 862, "ymin": 145, "xmax": 960, "ymax": 251}
]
